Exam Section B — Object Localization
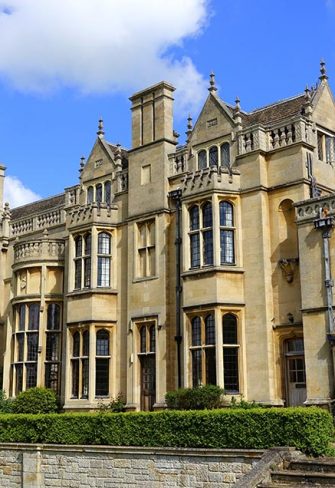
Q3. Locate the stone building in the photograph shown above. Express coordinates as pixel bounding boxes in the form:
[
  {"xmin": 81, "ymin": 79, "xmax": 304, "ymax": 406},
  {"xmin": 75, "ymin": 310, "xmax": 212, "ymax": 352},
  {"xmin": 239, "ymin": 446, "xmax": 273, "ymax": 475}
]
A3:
[{"xmin": 0, "ymin": 62, "xmax": 335, "ymax": 411}]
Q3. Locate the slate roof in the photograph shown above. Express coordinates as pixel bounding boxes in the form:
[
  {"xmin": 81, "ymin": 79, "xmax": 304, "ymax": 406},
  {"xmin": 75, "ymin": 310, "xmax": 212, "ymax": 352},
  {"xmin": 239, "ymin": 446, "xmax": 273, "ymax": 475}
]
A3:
[
  {"xmin": 241, "ymin": 94, "xmax": 306, "ymax": 127},
  {"xmin": 11, "ymin": 194, "xmax": 65, "ymax": 220}
]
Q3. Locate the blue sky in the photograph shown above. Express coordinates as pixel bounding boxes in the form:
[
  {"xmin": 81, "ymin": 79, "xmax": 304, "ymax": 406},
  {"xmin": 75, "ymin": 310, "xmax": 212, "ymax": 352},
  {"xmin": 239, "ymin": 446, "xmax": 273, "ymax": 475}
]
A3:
[{"xmin": 0, "ymin": 0, "xmax": 334, "ymax": 206}]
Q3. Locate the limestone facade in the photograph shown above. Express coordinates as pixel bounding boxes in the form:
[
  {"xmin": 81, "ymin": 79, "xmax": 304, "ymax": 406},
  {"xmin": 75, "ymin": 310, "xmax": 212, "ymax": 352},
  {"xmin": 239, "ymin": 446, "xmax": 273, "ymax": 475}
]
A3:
[{"xmin": 1, "ymin": 64, "xmax": 335, "ymax": 410}]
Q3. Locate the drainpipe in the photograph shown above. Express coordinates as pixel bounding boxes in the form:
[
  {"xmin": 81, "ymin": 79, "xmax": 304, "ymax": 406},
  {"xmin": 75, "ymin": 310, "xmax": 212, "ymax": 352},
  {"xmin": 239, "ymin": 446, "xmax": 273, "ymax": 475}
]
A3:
[
  {"xmin": 169, "ymin": 189, "xmax": 183, "ymax": 388},
  {"xmin": 314, "ymin": 213, "xmax": 335, "ymax": 342}
]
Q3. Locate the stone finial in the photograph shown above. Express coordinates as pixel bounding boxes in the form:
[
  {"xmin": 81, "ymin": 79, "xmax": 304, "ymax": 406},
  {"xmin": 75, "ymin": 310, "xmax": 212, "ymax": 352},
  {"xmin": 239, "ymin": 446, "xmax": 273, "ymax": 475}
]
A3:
[
  {"xmin": 234, "ymin": 96, "xmax": 241, "ymax": 113},
  {"xmin": 233, "ymin": 97, "xmax": 242, "ymax": 130},
  {"xmin": 304, "ymin": 86, "xmax": 311, "ymax": 101},
  {"xmin": 208, "ymin": 72, "xmax": 217, "ymax": 92},
  {"xmin": 114, "ymin": 143, "xmax": 122, "ymax": 170},
  {"xmin": 79, "ymin": 156, "xmax": 86, "ymax": 176},
  {"xmin": 97, "ymin": 118, "xmax": 105, "ymax": 138},
  {"xmin": 319, "ymin": 59, "xmax": 328, "ymax": 81},
  {"xmin": 3, "ymin": 202, "xmax": 10, "ymax": 217},
  {"xmin": 186, "ymin": 114, "xmax": 193, "ymax": 143}
]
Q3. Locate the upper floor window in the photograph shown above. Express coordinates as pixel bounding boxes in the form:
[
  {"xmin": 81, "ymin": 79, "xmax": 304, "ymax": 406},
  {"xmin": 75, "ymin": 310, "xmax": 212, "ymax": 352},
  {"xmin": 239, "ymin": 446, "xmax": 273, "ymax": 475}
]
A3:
[
  {"xmin": 87, "ymin": 186, "xmax": 94, "ymax": 204},
  {"xmin": 97, "ymin": 232, "xmax": 111, "ymax": 287},
  {"xmin": 317, "ymin": 131, "xmax": 335, "ymax": 163},
  {"xmin": 220, "ymin": 201, "xmax": 235, "ymax": 264},
  {"xmin": 96, "ymin": 184, "xmax": 103, "ymax": 204},
  {"xmin": 198, "ymin": 150, "xmax": 207, "ymax": 170},
  {"xmin": 221, "ymin": 143, "xmax": 230, "ymax": 167},
  {"xmin": 137, "ymin": 220, "xmax": 156, "ymax": 278},
  {"xmin": 74, "ymin": 234, "xmax": 91, "ymax": 289},
  {"xmin": 209, "ymin": 146, "xmax": 218, "ymax": 167},
  {"xmin": 87, "ymin": 181, "xmax": 112, "ymax": 204},
  {"xmin": 45, "ymin": 303, "xmax": 61, "ymax": 393},
  {"xmin": 189, "ymin": 202, "xmax": 213, "ymax": 268},
  {"xmin": 104, "ymin": 181, "xmax": 111, "ymax": 205}
]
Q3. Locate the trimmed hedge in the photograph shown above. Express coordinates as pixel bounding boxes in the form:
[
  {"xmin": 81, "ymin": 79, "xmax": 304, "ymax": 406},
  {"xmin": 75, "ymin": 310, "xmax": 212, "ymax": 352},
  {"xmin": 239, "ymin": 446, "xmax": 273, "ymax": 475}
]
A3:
[
  {"xmin": 165, "ymin": 385, "xmax": 224, "ymax": 410},
  {"xmin": 0, "ymin": 407, "xmax": 332, "ymax": 456}
]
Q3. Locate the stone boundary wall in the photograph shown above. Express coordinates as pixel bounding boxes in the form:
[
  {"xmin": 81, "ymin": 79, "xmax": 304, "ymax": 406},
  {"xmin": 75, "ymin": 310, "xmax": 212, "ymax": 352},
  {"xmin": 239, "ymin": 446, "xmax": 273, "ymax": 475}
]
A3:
[{"xmin": 0, "ymin": 444, "xmax": 264, "ymax": 488}]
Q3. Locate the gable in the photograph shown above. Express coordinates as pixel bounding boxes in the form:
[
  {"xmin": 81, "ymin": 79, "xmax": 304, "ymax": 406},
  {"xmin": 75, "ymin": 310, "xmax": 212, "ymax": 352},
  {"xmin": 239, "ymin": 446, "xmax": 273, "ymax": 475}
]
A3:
[
  {"xmin": 81, "ymin": 138, "xmax": 115, "ymax": 183},
  {"xmin": 312, "ymin": 83, "xmax": 335, "ymax": 132},
  {"xmin": 190, "ymin": 94, "xmax": 235, "ymax": 147}
]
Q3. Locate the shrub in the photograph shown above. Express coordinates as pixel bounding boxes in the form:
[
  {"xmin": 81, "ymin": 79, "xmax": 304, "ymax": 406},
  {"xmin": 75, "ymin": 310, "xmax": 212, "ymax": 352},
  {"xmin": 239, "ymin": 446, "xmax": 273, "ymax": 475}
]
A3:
[
  {"xmin": 165, "ymin": 385, "xmax": 224, "ymax": 410},
  {"xmin": 11, "ymin": 387, "xmax": 58, "ymax": 414},
  {"xmin": 98, "ymin": 394, "xmax": 126, "ymax": 413},
  {"xmin": 0, "ymin": 407, "xmax": 331, "ymax": 456},
  {"xmin": 0, "ymin": 390, "xmax": 14, "ymax": 413},
  {"xmin": 229, "ymin": 397, "xmax": 265, "ymax": 409}
]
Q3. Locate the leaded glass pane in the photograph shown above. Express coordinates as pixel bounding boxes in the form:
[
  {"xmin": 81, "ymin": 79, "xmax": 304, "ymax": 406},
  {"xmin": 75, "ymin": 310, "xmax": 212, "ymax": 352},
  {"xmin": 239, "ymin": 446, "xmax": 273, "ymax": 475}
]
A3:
[
  {"xmin": 27, "ymin": 333, "xmax": 38, "ymax": 361},
  {"xmin": 87, "ymin": 186, "xmax": 94, "ymax": 204},
  {"xmin": 190, "ymin": 234, "xmax": 200, "ymax": 268},
  {"xmin": 149, "ymin": 325, "xmax": 155, "ymax": 352},
  {"xmin": 84, "ymin": 257, "xmax": 91, "ymax": 288},
  {"xmin": 198, "ymin": 150, "xmax": 207, "ymax": 170},
  {"xmin": 46, "ymin": 333, "xmax": 59, "ymax": 361},
  {"xmin": 18, "ymin": 304, "xmax": 25, "ymax": 331},
  {"xmin": 28, "ymin": 304, "xmax": 39, "ymax": 330},
  {"xmin": 83, "ymin": 330, "xmax": 89, "ymax": 356},
  {"xmin": 224, "ymin": 347, "xmax": 239, "ymax": 392},
  {"xmin": 221, "ymin": 143, "xmax": 230, "ymax": 167},
  {"xmin": 220, "ymin": 201, "xmax": 233, "ymax": 227},
  {"xmin": 209, "ymin": 146, "xmax": 218, "ymax": 166},
  {"xmin": 98, "ymin": 232, "xmax": 111, "ymax": 254},
  {"xmin": 140, "ymin": 327, "xmax": 146, "ymax": 353},
  {"xmin": 71, "ymin": 359, "xmax": 79, "ymax": 398},
  {"xmin": 15, "ymin": 364, "xmax": 23, "ymax": 394},
  {"xmin": 45, "ymin": 363, "xmax": 59, "ymax": 392},
  {"xmin": 95, "ymin": 358, "xmax": 109, "ymax": 396},
  {"xmin": 96, "ymin": 330, "xmax": 109, "ymax": 356},
  {"xmin": 26, "ymin": 363, "xmax": 37, "ymax": 388},
  {"xmin": 104, "ymin": 181, "xmax": 111, "ymax": 205},
  {"xmin": 75, "ymin": 236, "xmax": 82, "ymax": 257},
  {"xmin": 47, "ymin": 304, "xmax": 60, "ymax": 330},
  {"xmin": 202, "ymin": 202, "xmax": 212, "ymax": 228},
  {"xmin": 84, "ymin": 234, "xmax": 91, "ymax": 255},
  {"xmin": 223, "ymin": 314, "xmax": 237, "ymax": 344},
  {"xmin": 192, "ymin": 349, "xmax": 202, "ymax": 387},
  {"xmin": 189, "ymin": 206, "xmax": 199, "ymax": 230},
  {"xmin": 96, "ymin": 184, "xmax": 102, "ymax": 203},
  {"xmin": 220, "ymin": 230, "xmax": 234, "ymax": 264},
  {"xmin": 191, "ymin": 317, "xmax": 201, "ymax": 346},
  {"xmin": 74, "ymin": 260, "xmax": 82, "ymax": 289},
  {"xmin": 205, "ymin": 348, "xmax": 216, "ymax": 385},
  {"xmin": 73, "ymin": 332, "xmax": 80, "ymax": 357},
  {"xmin": 205, "ymin": 314, "xmax": 215, "ymax": 345},
  {"xmin": 97, "ymin": 257, "xmax": 110, "ymax": 287},
  {"xmin": 17, "ymin": 334, "xmax": 24, "ymax": 362},
  {"xmin": 203, "ymin": 230, "xmax": 213, "ymax": 265},
  {"xmin": 82, "ymin": 359, "xmax": 89, "ymax": 398}
]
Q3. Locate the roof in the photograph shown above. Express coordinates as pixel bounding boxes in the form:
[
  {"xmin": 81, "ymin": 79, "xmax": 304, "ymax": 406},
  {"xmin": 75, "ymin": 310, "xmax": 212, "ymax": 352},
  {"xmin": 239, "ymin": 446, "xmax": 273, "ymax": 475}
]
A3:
[
  {"xmin": 240, "ymin": 94, "xmax": 306, "ymax": 127},
  {"xmin": 11, "ymin": 193, "xmax": 65, "ymax": 220}
]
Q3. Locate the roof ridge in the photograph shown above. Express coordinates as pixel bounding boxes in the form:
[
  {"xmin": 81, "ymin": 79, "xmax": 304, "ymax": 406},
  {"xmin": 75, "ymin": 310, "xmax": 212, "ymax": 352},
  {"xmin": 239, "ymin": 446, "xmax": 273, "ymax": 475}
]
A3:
[
  {"xmin": 248, "ymin": 93, "xmax": 305, "ymax": 115},
  {"xmin": 11, "ymin": 192, "xmax": 65, "ymax": 211}
]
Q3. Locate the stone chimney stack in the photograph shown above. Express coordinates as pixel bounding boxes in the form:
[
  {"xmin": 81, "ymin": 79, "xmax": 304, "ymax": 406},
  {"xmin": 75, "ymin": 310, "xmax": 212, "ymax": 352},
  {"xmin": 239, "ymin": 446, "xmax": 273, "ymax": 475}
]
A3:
[{"xmin": 129, "ymin": 81, "xmax": 175, "ymax": 149}]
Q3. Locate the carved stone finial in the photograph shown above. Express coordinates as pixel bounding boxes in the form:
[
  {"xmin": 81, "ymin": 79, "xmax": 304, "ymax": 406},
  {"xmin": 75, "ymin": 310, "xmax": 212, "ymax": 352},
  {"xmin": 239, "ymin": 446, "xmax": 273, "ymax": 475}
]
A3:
[
  {"xmin": 304, "ymin": 86, "xmax": 311, "ymax": 101},
  {"xmin": 42, "ymin": 228, "xmax": 49, "ymax": 239},
  {"xmin": 79, "ymin": 156, "xmax": 86, "ymax": 176},
  {"xmin": 187, "ymin": 114, "xmax": 193, "ymax": 131},
  {"xmin": 320, "ymin": 59, "xmax": 328, "ymax": 81},
  {"xmin": 114, "ymin": 143, "xmax": 122, "ymax": 169},
  {"xmin": 97, "ymin": 118, "xmax": 105, "ymax": 138},
  {"xmin": 208, "ymin": 72, "xmax": 217, "ymax": 92}
]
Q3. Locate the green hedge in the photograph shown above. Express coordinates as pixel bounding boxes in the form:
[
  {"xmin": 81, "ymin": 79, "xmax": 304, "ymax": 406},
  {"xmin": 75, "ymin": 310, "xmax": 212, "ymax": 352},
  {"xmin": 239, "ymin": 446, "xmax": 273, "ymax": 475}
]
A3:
[
  {"xmin": 165, "ymin": 385, "xmax": 224, "ymax": 410},
  {"xmin": 0, "ymin": 407, "xmax": 332, "ymax": 456}
]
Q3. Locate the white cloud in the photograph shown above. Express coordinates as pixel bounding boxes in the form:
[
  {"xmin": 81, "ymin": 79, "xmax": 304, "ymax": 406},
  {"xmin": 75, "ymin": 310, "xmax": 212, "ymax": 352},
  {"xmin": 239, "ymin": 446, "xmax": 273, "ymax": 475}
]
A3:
[
  {"xmin": 3, "ymin": 175, "xmax": 41, "ymax": 208},
  {"xmin": 0, "ymin": 0, "xmax": 210, "ymax": 114}
]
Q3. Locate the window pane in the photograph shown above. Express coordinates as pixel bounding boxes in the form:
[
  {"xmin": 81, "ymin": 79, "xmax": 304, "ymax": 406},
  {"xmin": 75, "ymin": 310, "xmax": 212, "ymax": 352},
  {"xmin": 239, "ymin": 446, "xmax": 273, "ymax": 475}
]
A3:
[
  {"xmin": 28, "ymin": 304, "xmax": 40, "ymax": 330},
  {"xmin": 317, "ymin": 133, "xmax": 323, "ymax": 160},
  {"xmin": 47, "ymin": 304, "xmax": 60, "ymax": 330},
  {"xmin": 326, "ymin": 135, "xmax": 333, "ymax": 163},
  {"xmin": 149, "ymin": 325, "xmax": 156, "ymax": 353},
  {"xmin": 96, "ymin": 330, "xmax": 109, "ymax": 356},
  {"xmin": 84, "ymin": 257, "xmax": 91, "ymax": 288},
  {"xmin": 223, "ymin": 314, "xmax": 238, "ymax": 344},
  {"xmin": 46, "ymin": 333, "xmax": 59, "ymax": 361},
  {"xmin": 221, "ymin": 143, "xmax": 230, "ymax": 167},
  {"xmin": 104, "ymin": 181, "xmax": 111, "ymax": 205},
  {"xmin": 192, "ymin": 350, "xmax": 202, "ymax": 387},
  {"xmin": 206, "ymin": 348, "xmax": 216, "ymax": 385},
  {"xmin": 190, "ymin": 234, "xmax": 200, "ymax": 268},
  {"xmin": 287, "ymin": 338, "xmax": 304, "ymax": 353},
  {"xmin": 224, "ymin": 347, "xmax": 239, "ymax": 392},
  {"xmin": 209, "ymin": 146, "xmax": 218, "ymax": 166},
  {"xmin": 15, "ymin": 364, "xmax": 23, "ymax": 395},
  {"xmin": 98, "ymin": 233, "xmax": 111, "ymax": 254},
  {"xmin": 97, "ymin": 257, "xmax": 110, "ymax": 287},
  {"xmin": 45, "ymin": 363, "xmax": 59, "ymax": 392},
  {"xmin": 87, "ymin": 186, "xmax": 94, "ymax": 204},
  {"xmin": 205, "ymin": 314, "xmax": 215, "ymax": 345},
  {"xmin": 18, "ymin": 304, "xmax": 25, "ymax": 331},
  {"xmin": 198, "ymin": 150, "xmax": 207, "ymax": 170},
  {"xmin": 83, "ymin": 330, "xmax": 89, "ymax": 356},
  {"xmin": 96, "ymin": 184, "xmax": 102, "ymax": 203},
  {"xmin": 74, "ymin": 260, "xmax": 82, "ymax": 289},
  {"xmin": 73, "ymin": 332, "xmax": 80, "ymax": 357},
  {"xmin": 95, "ymin": 358, "xmax": 109, "ymax": 396},
  {"xmin": 17, "ymin": 334, "xmax": 24, "ymax": 362},
  {"xmin": 84, "ymin": 234, "xmax": 91, "ymax": 255},
  {"xmin": 202, "ymin": 202, "xmax": 212, "ymax": 228},
  {"xmin": 140, "ymin": 327, "xmax": 146, "ymax": 353},
  {"xmin": 75, "ymin": 236, "xmax": 82, "ymax": 257},
  {"xmin": 220, "ymin": 201, "xmax": 233, "ymax": 227},
  {"xmin": 82, "ymin": 359, "xmax": 89, "ymax": 398},
  {"xmin": 192, "ymin": 317, "xmax": 201, "ymax": 346},
  {"xmin": 71, "ymin": 359, "xmax": 79, "ymax": 398},
  {"xmin": 27, "ymin": 333, "xmax": 38, "ymax": 361},
  {"xmin": 26, "ymin": 363, "xmax": 37, "ymax": 388},
  {"xmin": 203, "ymin": 230, "xmax": 213, "ymax": 265},
  {"xmin": 189, "ymin": 206, "xmax": 199, "ymax": 231},
  {"xmin": 220, "ymin": 230, "xmax": 234, "ymax": 264}
]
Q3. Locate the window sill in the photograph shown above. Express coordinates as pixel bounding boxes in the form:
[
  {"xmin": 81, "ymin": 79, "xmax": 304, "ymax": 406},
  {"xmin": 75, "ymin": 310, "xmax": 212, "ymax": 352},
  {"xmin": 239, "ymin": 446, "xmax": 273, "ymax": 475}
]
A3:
[
  {"xmin": 67, "ymin": 288, "xmax": 118, "ymax": 298},
  {"xmin": 182, "ymin": 266, "xmax": 244, "ymax": 278},
  {"xmin": 132, "ymin": 275, "xmax": 159, "ymax": 283}
]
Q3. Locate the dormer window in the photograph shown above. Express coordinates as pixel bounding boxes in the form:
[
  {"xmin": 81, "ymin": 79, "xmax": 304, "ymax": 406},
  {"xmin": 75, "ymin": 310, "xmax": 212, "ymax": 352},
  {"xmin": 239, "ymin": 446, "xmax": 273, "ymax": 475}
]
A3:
[
  {"xmin": 198, "ymin": 150, "xmax": 207, "ymax": 170},
  {"xmin": 87, "ymin": 186, "xmax": 94, "ymax": 204},
  {"xmin": 209, "ymin": 146, "xmax": 218, "ymax": 166},
  {"xmin": 96, "ymin": 184, "xmax": 103, "ymax": 204},
  {"xmin": 104, "ymin": 181, "xmax": 111, "ymax": 205},
  {"xmin": 221, "ymin": 143, "xmax": 230, "ymax": 167}
]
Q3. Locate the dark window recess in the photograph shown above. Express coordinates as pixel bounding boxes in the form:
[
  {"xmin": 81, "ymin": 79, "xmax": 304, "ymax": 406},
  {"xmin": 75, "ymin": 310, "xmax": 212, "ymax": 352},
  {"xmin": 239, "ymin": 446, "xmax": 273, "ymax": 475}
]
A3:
[
  {"xmin": 95, "ymin": 358, "xmax": 109, "ymax": 396},
  {"xmin": 45, "ymin": 363, "xmax": 59, "ymax": 392},
  {"xmin": 26, "ymin": 363, "xmax": 37, "ymax": 388},
  {"xmin": 96, "ymin": 330, "xmax": 109, "ymax": 356},
  {"xmin": 71, "ymin": 359, "xmax": 79, "ymax": 398}
]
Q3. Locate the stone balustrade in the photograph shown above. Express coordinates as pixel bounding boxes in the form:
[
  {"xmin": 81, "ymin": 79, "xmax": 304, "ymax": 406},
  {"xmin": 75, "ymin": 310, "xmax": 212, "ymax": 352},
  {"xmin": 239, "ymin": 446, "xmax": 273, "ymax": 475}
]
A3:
[
  {"xmin": 11, "ymin": 209, "xmax": 65, "ymax": 237},
  {"xmin": 14, "ymin": 238, "xmax": 65, "ymax": 264},
  {"xmin": 169, "ymin": 147, "xmax": 189, "ymax": 176},
  {"xmin": 67, "ymin": 203, "xmax": 118, "ymax": 228},
  {"xmin": 181, "ymin": 166, "xmax": 240, "ymax": 197},
  {"xmin": 295, "ymin": 194, "xmax": 335, "ymax": 223}
]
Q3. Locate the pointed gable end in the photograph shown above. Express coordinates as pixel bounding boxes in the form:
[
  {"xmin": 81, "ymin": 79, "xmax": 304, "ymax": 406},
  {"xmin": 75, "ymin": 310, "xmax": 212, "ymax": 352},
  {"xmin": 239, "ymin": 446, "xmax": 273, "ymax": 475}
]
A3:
[
  {"xmin": 81, "ymin": 137, "xmax": 119, "ymax": 183},
  {"xmin": 190, "ymin": 93, "xmax": 235, "ymax": 147},
  {"xmin": 312, "ymin": 82, "xmax": 335, "ymax": 132}
]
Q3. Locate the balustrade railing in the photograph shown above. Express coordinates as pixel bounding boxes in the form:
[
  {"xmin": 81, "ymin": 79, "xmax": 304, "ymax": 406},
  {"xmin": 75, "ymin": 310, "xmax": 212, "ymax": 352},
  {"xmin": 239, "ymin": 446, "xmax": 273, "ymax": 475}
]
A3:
[
  {"xmin": 11, "ymin": 209, "xmax": 65, "ymax": 237},
  {"xmin": 14, "ymin": 239, "xmax": 65, "ymax": 264}
]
